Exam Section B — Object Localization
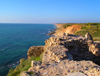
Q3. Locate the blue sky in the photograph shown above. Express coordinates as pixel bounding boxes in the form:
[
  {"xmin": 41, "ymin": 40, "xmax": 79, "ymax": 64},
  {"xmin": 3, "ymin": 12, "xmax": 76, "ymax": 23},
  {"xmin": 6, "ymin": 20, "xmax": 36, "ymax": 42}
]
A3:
[{"xmin": 0, "ymin": 0, "xmax": 100, "ymax": 23}]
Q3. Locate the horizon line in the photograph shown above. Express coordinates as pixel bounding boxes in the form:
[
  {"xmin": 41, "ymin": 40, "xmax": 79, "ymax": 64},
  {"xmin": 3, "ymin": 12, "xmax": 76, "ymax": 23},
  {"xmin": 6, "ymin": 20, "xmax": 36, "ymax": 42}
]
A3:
[{"xmin": 0, "ymin": 22, "xmax": 100, "ymax": 24}]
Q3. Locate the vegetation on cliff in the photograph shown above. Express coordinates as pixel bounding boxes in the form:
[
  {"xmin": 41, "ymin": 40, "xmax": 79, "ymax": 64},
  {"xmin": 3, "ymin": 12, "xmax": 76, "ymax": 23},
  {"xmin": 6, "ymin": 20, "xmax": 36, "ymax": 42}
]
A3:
[
  {"xmin": 20, "ymin": 34, "xmax": 100, "ymax": 76},
  {"xmin": 75, "ymin": 23, "xmax": 100, "ymax": 41},
  {"xmin": 63, "ymin": 24, "xmax": 71, "ymax": 28},
  {"xmin": 55, "ymin": 23, "xmax": 100, "ymax": 41},
  {"xmin": 7, "ymin": 55, "xmax": 42, "ymax": 76}
]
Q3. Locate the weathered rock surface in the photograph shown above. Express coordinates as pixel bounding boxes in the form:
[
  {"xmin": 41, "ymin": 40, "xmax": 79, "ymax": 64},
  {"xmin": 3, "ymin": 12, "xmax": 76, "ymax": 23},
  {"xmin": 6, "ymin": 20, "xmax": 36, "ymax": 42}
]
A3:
[
  {"xmin": 42, "ymin": 45, "xmax": 73, "ymax": 64},
  {"xmin": 23, "ymin": 34, "xmax": 100, "ymax": 76},
  {"xmin": 27, "ymin": 46, "xmax": 44, "ymax": 59},
  {"xmin": 67, "ymin": 72, "xmax": 86, "ymax": 76},
  {"xmin": 28, "ymin": 60, "xmax": 100, "ymax": 76},
  {"xmin": 85, "ymin": 32, "xmax": 93, "ymax": 40},
  {"xmin": 44, "ymin": 34, "xmax": 100, "ymax": 63},
  {"xmin": 31, "ymin": 61, "xmax": 41, "ymax": 67}
]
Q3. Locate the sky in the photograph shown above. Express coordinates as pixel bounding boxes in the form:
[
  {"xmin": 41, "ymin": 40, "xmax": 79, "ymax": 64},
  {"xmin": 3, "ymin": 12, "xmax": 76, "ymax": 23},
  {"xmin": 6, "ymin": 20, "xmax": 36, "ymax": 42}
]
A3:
[{"xmin": 0, "ymin": 0, "xmax": 100, "ymax": 23}]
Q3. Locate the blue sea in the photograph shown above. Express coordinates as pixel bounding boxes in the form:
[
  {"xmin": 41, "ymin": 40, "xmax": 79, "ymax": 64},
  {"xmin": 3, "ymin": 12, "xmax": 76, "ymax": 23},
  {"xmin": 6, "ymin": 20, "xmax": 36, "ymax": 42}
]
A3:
[{"xmin": 0, "ymin": 23, "xmax": 55, "ymax": 76}]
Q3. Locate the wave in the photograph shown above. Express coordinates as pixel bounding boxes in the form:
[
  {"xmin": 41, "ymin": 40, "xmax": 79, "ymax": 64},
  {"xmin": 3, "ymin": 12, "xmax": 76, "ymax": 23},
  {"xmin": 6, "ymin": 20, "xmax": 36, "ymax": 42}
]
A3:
[
  {"xmin": 0, "ymin": 46, "xmax": 11, "ymax": 52},
  {"xmin": 47, "ymin": 29, "xmax": 50, "ymax": 30},
  {"xmin": 0, "ymin": 60, "xmax": 20, "ymax": 69}
]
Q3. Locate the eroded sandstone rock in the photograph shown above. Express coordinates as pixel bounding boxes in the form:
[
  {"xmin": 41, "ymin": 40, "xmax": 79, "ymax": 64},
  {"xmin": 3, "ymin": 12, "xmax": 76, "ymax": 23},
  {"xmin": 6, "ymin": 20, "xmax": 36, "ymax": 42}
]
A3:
[
  {"xmin": 27, "ymin": 46, "xmax": 44, "ymax": 59},
  {"xmin": 42, "ymin": 45, "xmax": 73, "ymax": 64}
]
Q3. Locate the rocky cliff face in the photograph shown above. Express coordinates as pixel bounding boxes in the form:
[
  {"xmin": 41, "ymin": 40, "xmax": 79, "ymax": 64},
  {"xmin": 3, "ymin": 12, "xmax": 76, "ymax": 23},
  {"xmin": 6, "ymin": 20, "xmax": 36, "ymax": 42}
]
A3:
[
  {"xmin": 54, "ymin": 24, "xmax": 81, "ymax": 36},
  {"xmin": 44, "ymin": 34, "xmax": 100, "ymax": 64},
  {"xmin": 22, "ymin": 34, "xmax": 100, "ymax": 76}
]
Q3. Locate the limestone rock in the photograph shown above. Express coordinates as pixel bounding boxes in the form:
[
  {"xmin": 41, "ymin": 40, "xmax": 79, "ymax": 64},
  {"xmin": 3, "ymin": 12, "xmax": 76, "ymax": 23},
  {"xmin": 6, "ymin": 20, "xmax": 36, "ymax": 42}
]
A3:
[
  {"xmin": 28, "ymin": 60, "xmax": 100, "ymax": 76},
  {"xmin": 42, "ymin": 45, "xmax": 73, "ymax": 64},
  {"xmin": 85, "ymin": 32, "xmax": 93, "ymax": 40},
  {"xmin": 44, "ymin": 35, "xmax": 100, "ymax": 62},
  {"xmin": 31, "ymin": 60, "xmax": 41, "ymax": 67},
  {"xmin": 26, "ymin": 34, "xmax": 100, "ymax": 76},
  {"xmin": 67, "ymin": 72, "xmax": 86, "ymax": 76},
  {"xmin": 89, "ymin": 43, "xmax": 100, "ymax": 56},
  {"xmin": 27, "ymin": 46, "xmax": 44, "ymax": 59}
]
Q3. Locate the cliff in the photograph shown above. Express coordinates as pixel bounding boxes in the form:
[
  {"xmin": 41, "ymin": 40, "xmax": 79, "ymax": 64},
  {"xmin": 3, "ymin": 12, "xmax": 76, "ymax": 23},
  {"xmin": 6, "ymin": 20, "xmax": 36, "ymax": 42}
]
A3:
[
  {"xmin": 7, "ymin": 23, "xmax": 100, "ymax": 76},
  {"xmin": 21, "ymin": 34, "xmax": 100, "ymax": 76},
  {"xmin": 54, "ymin": 24, "xmax": 81, "ymax": 36}
]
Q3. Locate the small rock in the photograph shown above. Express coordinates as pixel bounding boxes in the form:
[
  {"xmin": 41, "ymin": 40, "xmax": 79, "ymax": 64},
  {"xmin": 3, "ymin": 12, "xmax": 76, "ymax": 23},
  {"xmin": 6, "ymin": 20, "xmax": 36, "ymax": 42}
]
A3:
[
  {"xmin": 85, "ymin": 32, "xmax": 93, "ymax": 40},
  {"xmin": 31, "ymin": 60, "xmax": 41, "ymax": 67},
  {"xmin": 20, "ymin": 71, "xmax": 30, "ymax": 76}
]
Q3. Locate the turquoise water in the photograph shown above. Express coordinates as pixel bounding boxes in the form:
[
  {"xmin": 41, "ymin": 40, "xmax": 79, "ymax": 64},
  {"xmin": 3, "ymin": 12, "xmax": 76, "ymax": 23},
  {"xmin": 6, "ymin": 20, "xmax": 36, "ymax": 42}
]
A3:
[{"xmin": 0, "ymin": 23, "xmax": 55, "ymax": 76}]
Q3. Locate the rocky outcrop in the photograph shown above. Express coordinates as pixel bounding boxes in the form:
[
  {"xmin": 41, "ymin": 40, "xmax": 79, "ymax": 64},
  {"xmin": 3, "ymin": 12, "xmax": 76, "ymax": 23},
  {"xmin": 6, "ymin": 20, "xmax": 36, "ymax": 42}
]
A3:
[
  {"xmin": 21, "ymin": 34, "xmax": 100, "ymax": 76},
  {"xmin": 27, "ymin": 46, "xmax": 44, "ymax": 59},
  {"xmin": 85, "ymin": 32, "xmax": 93, "ymax": 40},
  {"xmin": 42, "ymin": 45, "xmax": 73, "ymax": 64},
  {"xmin": 27, "ymin": 60, "xmax": 100, "ymax": 76},
  {"xmin": 48, "ymin": 29, "xmax": 56, "ymax": 35},
  {"xmin": 44, "ymin": 34, "xmax": 100, "ymax": 62}
]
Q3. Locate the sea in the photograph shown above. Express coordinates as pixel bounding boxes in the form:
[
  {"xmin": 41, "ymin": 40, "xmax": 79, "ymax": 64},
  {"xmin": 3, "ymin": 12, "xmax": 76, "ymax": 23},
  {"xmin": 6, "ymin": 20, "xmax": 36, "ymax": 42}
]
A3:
[{"xmin": 0, "ymin": 23, "xmax": 55, "ymax": 76}]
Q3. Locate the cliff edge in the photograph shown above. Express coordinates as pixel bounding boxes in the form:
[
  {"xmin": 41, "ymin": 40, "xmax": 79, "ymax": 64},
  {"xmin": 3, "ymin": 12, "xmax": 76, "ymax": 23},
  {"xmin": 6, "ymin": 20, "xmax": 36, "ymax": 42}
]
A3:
[
  {"xmin": 7, "ymin": 23, "xmax": 100, "ymax": 76},
  {"xmin": 22, "ymin": 34, "xmax": 100, "ymax": 76}
]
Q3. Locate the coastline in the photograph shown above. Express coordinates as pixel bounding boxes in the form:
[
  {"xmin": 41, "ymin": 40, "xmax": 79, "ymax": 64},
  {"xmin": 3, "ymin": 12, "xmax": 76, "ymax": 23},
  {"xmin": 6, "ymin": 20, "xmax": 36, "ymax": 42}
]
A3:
[
  {"xmin": 7, "ymin": 23, "xmax": 100, "ymax": 76},
  {"xmin": 0, "ymin": 24, "xmax": 55, "ymax": 76}
]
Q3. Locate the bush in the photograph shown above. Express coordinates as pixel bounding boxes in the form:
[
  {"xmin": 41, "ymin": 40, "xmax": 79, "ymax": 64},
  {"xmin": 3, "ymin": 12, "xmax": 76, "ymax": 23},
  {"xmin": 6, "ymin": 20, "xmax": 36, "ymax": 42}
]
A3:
[
  {"xmin": 7, "ymin": 55, "xmax": 42, "ymax": 76},
  {"xmin": 85, "ymin": 23, "xmax": 100, "ymax": 25},
  {"xmin": 75, "ymin": 23, "xmax": 100, "ymax": 40},
  {"xmin": 63, "ymin": 24, "xmax": 71, "ymax": 28}
]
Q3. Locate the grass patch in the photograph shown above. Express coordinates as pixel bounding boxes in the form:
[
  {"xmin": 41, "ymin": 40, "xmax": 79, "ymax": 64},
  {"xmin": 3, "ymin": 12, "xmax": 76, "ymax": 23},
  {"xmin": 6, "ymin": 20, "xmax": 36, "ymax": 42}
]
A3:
[
  {"xmin": 7, "ymin": 55, "xmax": 42, "ymax": 76},
  {"xmin": 63, "ymin": 24, "xmax": 71, "ymax": 28},
  {"xmin": 75, "ymin": 23, "xmax": 100, "ymax": 40}
]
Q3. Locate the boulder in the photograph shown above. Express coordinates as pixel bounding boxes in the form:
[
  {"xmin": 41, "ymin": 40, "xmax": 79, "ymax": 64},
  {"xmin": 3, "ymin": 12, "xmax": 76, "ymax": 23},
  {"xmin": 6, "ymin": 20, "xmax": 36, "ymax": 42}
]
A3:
[
  {"xmin": 42, "ymin": 45, "xmax": 73, "ymax": 64},
  {"xmin": 27, "ymin": 46, "xmax": 44, "ymax": 59},
  {"xmin": 85, "ymin": 32, "xmax": 93, "ymax": 40}
]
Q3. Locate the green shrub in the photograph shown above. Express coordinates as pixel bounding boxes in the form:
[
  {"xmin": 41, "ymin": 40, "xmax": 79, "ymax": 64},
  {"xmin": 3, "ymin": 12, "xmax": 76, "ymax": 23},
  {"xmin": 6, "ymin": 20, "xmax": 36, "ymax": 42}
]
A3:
[
  {"xmin": 63, "ymin": 24, "xmax": 71, "ymax": 28},
  {"xmin": 75, "ymin": 23, "xmax": 100, "ymax": 41},
  {"xmin": 85, "ymin": 23, "xmax": 100, "ymax": 25},
  {"xmin": 7, "ymin": 55, "xmax": 42, "ymax": 76}
]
